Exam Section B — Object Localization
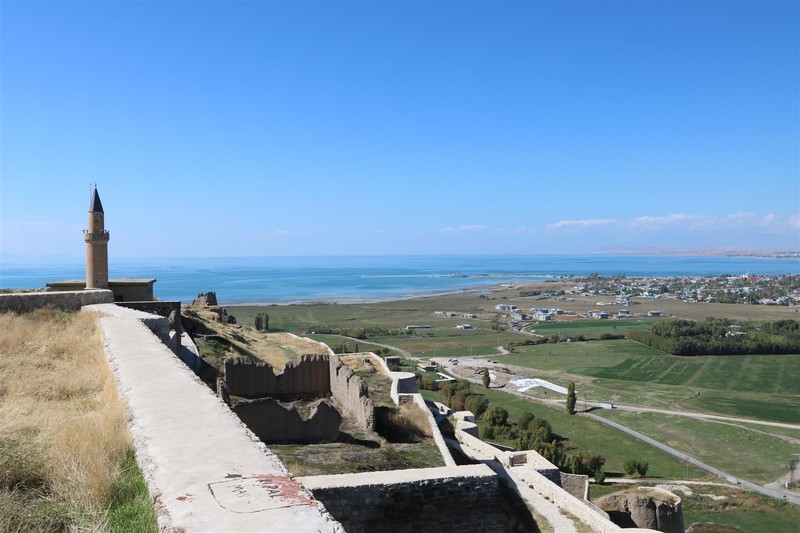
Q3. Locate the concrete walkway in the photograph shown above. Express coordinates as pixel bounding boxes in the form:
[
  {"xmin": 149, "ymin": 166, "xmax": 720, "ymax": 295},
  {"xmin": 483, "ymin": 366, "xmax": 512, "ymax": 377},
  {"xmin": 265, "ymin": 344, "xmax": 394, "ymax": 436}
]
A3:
[{"xmin": 95, "ymin": 308, "xmax": 341, "ymax": 532}]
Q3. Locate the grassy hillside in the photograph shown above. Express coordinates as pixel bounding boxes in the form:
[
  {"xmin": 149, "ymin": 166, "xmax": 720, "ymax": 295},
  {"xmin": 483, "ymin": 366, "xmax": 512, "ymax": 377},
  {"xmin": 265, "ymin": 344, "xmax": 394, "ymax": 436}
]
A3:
[{"xmin": 0, "ymin": 309, "xmax": 156, "ymax": 532}]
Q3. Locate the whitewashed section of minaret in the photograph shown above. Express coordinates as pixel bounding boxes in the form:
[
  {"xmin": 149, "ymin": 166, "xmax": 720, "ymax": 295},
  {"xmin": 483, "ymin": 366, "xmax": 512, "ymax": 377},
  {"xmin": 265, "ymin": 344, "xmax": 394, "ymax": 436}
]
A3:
[{"xmin": 84, "ymin": 187, "xmax": 110, "ymax": 290}]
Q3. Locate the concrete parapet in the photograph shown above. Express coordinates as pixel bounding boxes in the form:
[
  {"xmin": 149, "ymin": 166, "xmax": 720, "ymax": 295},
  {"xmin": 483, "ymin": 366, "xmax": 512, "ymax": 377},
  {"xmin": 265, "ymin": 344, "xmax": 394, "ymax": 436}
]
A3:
[
  {"xmin": 298, "ymin": 464, "xmax": 505, "ymax": 533},
  {"xmin": 410, "ymin": 394, "xmax": 457, "ymax": 467},
  {"xmin": 361, "ymin": 353, "xmax": 455, "ymax": 467},
  {"xmin": 390, "ymin": 371, "xmax": 417, "ymax": 404},
  {"xmin": 84, "ymin": 303, "xmax": 174, "ymax": 353},
  {"xmin": 96, "ymin": 315, "xmax": 341, "ymax": 532},
  {"xmin": 511, "ymin": 465, "xmax": 622, "ymax": 532},
  {"xmin": 454, "ymin": 422, "xmax": 628, "ymax": 532},
  {"xmin": 456, "ymin": 424, "xmax": 506, "ymax": 461},
  {"xmin": 0, "ymin": 289, "xmax": 113, "ymax": 313}
]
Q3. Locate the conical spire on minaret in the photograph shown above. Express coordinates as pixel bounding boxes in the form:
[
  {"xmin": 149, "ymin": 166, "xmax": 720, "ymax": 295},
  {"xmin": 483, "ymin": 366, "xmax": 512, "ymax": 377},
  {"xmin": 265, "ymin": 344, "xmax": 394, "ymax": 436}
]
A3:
[
  {"xmin": 89, "ymin": 186, "xmax": 104, "ymax": 213},
  {"xmin": 84, "ymin": 186, "xmax": 109, "ymax": 289}
]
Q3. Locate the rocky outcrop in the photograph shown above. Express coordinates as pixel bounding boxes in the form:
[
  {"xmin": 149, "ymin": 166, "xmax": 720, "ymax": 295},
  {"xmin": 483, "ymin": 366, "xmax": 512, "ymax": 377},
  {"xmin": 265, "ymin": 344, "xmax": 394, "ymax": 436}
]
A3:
[
  {"xmin": 595, "ymin": 487, "xmax": 684, "ymax": 533},
  {"xmin": 193, "ymin": 292, "xmax": 218, "ymax": 306}
]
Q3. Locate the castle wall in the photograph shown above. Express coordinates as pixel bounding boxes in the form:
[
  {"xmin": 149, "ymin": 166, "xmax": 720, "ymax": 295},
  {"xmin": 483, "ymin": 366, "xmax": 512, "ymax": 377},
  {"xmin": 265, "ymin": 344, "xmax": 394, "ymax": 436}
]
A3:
[
  {"xmin": 116, "ymin": 301, "xmax": 180, "ymax": 320},
  {"xmin": 359, "ymin": 352, "xmax": 456, "ymax": 466},
  {"xmin": 232, "ymin": 398, "xmax": 341, "ymax": 443},
  {"xmin": 224, "ymin": 354, "xmax": 330, "ymax": 398},
  {"xmin": 560, "ymin": 472, "xmax": 590, "ymax": 500},
  {"xmin": 0, "ymin": 289, "xmax": 113, "ymax": 313},
  {"xmin": 329, "ymin": 355, "xmax": 375, "ymax": 431},
  {"xmin": 90, "ymin": 304, "xmax": 341, "ymax": 532},
  {"xmin": 299, "ymin": 464, "xmax": 506, "ymax": 533},
  {"xmin": 117, "ymin": 301, "xmax": 181, "ymax": 354},
  {"xmin": 595, "ymin": 488, "xmax": 684, "ymax": 533}
]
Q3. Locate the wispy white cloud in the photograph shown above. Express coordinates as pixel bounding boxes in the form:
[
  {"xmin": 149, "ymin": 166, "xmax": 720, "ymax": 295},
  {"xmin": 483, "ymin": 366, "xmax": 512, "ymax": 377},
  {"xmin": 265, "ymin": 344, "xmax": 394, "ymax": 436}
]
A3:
[
  {"xmin": 545, "ymin": 212, "xmax": 800, "ymax": 236},
  {"xmin": 546, "ymin": 218, "xmax": 616, "ymax": 230},
  {"xmin": 441, "ymin": 224, "xmax": 487, "ymax": 233},
  {"xmin": 631, "ymin": 213, "xmax": 702, "ymax": 226}
]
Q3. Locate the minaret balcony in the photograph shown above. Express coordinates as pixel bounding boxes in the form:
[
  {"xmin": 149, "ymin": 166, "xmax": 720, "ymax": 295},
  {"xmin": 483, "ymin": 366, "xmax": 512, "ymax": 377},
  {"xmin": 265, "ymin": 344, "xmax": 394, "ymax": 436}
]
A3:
[{"xmin": 83, "ymin": 230, "xmax": 110, "ymax": 242}]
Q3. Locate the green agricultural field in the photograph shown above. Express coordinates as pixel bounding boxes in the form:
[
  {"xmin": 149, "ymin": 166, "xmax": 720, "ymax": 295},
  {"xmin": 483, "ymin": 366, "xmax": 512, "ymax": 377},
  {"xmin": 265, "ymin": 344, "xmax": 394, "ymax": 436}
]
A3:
[
  {"xmin": 680, "ymin": 486, "xmax": 800, "ymax": 533},
  {"xmin": 495, "ymin": 339, "xmax": 800, "ymax": 423},
  {"xmin": 371, "ymin": 330, "xmax": 520, "ymax": 358},
  {"xmin": 596, "ymin": 411, "xmax": 799, "ymax": 484}
]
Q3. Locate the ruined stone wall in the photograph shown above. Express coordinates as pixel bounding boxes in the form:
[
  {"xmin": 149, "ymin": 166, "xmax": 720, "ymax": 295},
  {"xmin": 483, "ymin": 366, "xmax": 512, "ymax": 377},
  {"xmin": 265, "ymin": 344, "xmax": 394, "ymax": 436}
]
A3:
[
  {"xmin": 232, "ymin": 398, "xmax": 341, "ymax": 443},
  {"xmin": 560, "ymin": 472, "xmax": 589, "ymax": 500},
  {"xmin": 328, "ymin": 355, "xmax": 374, "ymax": 431},
  {"xmin": 299, "ymin": 465, "xmax": 506, "ymax": 533},
  {"xmin": 117, "ymin": 301, "xmax": 181, "ymax": 354},
  {"xmin": 595, "ymin": 488, "xmax": 684, "ymax": 533},
  {"xmin": 0, "ymin": 289, "xmax": 113, "ymax": 313},
  {"xmin": 117, "ymin": 301, "xmax": 180, "ymax": 319},
  {"xmin": 224, "ymin": 354, "xmax": 330, "ymax": 398}
]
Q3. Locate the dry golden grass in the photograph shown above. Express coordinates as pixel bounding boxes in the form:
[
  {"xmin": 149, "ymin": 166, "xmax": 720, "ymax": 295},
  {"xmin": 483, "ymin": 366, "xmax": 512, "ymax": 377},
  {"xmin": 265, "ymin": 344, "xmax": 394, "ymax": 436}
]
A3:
[
  {"xmin": 387, "ymin": 403, "xmax": 433, "ymax": 439},
  {"xmin": 189, "ymin": 306, "xmax": 330, "ymax": 370},
  {"xmin": 0, "ymin": 308, "xmax": 133, "ymax": 528}
]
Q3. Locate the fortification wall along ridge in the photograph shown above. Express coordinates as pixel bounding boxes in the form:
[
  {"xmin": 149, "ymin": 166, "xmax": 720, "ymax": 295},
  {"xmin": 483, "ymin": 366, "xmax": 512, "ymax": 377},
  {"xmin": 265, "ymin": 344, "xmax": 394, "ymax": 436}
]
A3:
[
  {"xmin": 0, "ymin": 289, "xmax": 113, "ymax": 313},
  {"xmin": 329, "ymin": 355, "xmax": 375, "ymax": 431},
  {"xmin": 225, "ymin": 354, "xmax": 330, "ymax": 398},
  {"xmin": 299, "ymin": 464, "xmax": 506, "ymax": 533},
  {"xmin": 84, "ymin": 303, "xmax": 341, "ymax": 532}
]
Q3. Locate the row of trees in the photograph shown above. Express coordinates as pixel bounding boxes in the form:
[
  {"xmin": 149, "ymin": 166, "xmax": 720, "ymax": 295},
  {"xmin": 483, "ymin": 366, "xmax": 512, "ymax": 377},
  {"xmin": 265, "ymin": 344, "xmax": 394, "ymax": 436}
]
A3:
[
  {"xmin": 254, "ymin": 313, "xmax": 269, "ymax": 331},
  {"xmin": 629, "ymin": 318, "xmax": 800, "ymax": 355},
  {"xmin": 623, "ymin": 459, "xmax": 649, "ymax": 477},
  {"xmin": 308, "ymin": 324, "xmax": 400, "ymax": 339},
  {"xmin": 421, "ymin": 377, "xmax": 607, "ymax": 481}
]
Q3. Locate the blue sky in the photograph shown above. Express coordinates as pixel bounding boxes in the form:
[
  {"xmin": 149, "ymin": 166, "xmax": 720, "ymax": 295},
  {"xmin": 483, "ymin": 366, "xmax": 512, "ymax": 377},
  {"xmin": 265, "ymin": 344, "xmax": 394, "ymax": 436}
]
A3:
[{"xmin": 2, "ymin": 0, "xmax": 798, "ymax": 260}]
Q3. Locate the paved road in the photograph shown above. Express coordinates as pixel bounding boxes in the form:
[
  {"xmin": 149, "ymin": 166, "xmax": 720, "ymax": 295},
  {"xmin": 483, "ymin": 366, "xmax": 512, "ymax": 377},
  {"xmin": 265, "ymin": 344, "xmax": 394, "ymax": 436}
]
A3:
[
  {"xmin": 581, "ymin": 411, "xmax": 800, "ymax": 505},
  {"xmin": 588, "ymin": 402, "xmax": 800, "ymax": 431}
]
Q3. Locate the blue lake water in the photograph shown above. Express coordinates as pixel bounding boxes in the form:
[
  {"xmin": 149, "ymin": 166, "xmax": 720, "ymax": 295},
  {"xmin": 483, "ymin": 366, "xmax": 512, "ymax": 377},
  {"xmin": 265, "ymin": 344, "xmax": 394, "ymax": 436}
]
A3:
[{"xmin": 2, "ymin": 254, "xmax": 798, "ymax": 304}]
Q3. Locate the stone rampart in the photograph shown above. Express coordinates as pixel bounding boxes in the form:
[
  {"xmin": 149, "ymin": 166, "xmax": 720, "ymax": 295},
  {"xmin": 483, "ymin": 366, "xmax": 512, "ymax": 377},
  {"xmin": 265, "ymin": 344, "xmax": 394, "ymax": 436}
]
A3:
[
  {"xmin": 561, "ymin": 472, "xmax": 590, "ymax": 500},
  {"xmin": 117, "ymin": 300, "xmax": 180, "ymax": 319},
  {"xmin": 232, "ymin": 398, "xmax": 342, "ymax": 443},
  {"xmin": 511, "ymin": 465, "xmax": 622, "ymax": 532},
  {"xmin": 225, "ymin": 354, "xmax": 330, "ymax": 398},
  {"xmin": 360, "ymin": 353, "xmax": 455, "ymax": 466},
  {"xmin": 92, "ymin": 305, "xmax": 341, "ymax": 531},
  {"xmin": 298, "ymin": 464, "xmax": 506, "ymax": 533},
  {"xmin": 84, "ymin": 303, "xmax": 175, "ymax": 354},
  {"xmin": 117, "ymin": 301, "xmax": 181, "ymax": 354},
  {"xmin": 409, "ymin": 394, "xmax": 458, "ymax": 467},
  {"xmin": 454, "ymin": 419, "xmax": 632, "ymax": 532},
  {"xmin": 0, "ymin": 289, "xmax": 113, "ymax": 313},
  {"xmin": 595, "ymin": 488, "xmax": 684, "ymax": 533},
  {"xmin": 329, "ymin": 355, "xmax": 375, "ymax": 431},
  {"xmin": 390, "ymin": 372, "xmax": 417, "ymax": 404}
]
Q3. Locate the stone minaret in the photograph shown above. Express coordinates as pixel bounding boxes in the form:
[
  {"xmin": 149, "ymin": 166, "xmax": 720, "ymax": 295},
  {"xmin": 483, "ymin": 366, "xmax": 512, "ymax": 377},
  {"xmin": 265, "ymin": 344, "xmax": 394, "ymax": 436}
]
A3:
[{"xmin": 84, "ymin": 187, "xmax": 110, "ymax": 289}]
